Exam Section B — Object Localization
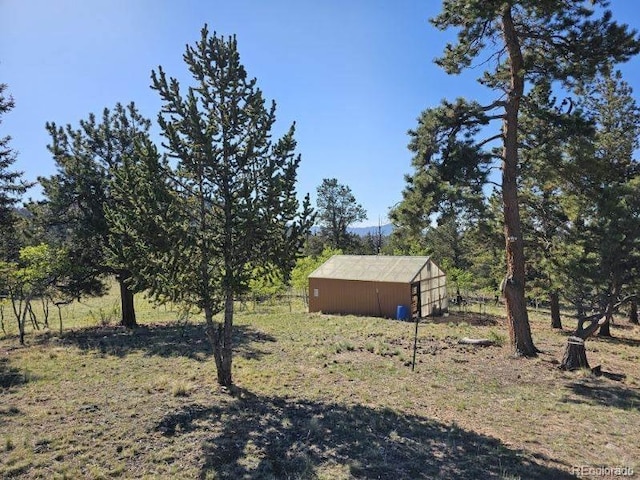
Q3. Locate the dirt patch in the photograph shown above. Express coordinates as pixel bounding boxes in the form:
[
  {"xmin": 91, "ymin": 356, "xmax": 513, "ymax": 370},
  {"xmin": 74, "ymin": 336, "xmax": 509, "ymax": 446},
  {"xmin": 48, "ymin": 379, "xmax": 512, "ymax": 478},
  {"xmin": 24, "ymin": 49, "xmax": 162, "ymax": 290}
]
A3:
[{"xmin": 425, "ymin": 312, "xmax": 503, "ymax": 327}]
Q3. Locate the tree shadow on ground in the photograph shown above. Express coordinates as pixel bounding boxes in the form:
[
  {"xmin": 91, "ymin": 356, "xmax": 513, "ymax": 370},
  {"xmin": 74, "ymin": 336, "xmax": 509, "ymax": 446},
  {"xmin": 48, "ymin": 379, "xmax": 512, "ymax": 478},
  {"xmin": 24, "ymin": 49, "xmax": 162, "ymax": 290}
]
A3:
[
  {"xmin": 0, "ymin": 357, "xmax": 27, "ymax": 389},
  {"xmin": 36, "ymin": 323, "xmax": 275, "ymax": 361},
  {"xmin": 594, "ymin": 334, "xmax": 640, "ymax": 348},
  {"xmin": 426, "ymin": 313, "xmax": 501, "ymax": 327},
  {"xmin": 564, "ymin": 379, "xmax": 640, "ymax": 411},
  {"xmin": 155, "ymin": 389, "xmax": 574, "ymax": 480},
  {"xmin": 553, "ymin": 323, "xmax": 640, "ymax": 347}
]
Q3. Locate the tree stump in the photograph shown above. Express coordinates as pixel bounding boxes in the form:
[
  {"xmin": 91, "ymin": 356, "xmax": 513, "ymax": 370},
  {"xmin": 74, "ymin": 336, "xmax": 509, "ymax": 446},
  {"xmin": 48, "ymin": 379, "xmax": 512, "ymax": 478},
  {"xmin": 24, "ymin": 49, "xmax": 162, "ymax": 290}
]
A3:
[{"xmin": 560, "ymin": 336, "xmax": 589, "ymax": 371}]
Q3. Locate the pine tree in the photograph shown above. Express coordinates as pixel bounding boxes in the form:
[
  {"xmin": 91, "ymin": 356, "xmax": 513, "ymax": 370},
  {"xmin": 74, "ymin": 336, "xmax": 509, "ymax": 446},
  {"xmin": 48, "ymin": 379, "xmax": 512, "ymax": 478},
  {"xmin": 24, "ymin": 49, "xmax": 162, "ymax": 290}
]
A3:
[
  {"xmin": 418, "ymin": 0, "xmax": 640, "ymax": 356},
  {"xmin": 517, "ymin": 80, "xmax": 592, "ymax": 330},
  {"xmin": 113, "ymin": 25, "xmax": 313, "ymax": 387},
  {"xmin": 316, "ymin": 178, "xmax": 367, "ymax": 251},
  {"xmin": 106, "ymin": 139, "xmax": 184, "ymax": 305},
  {"xmin": 584, "ymin": 72, "xmax": 640, "ymax": 336},
  {"xmin": 560, "ymin": 71, "xmax": 640, "ymax": 350},
  {"xmin": 511, "ymin": 69, "xmax": 640, "ymax": 369},
  {"xmin": 0, "ymin": 83, "xmax": 30, "ymax": 261},
  {"xmin": 39, "ymin": 102, "xmax": 152, "ymax": 327}
]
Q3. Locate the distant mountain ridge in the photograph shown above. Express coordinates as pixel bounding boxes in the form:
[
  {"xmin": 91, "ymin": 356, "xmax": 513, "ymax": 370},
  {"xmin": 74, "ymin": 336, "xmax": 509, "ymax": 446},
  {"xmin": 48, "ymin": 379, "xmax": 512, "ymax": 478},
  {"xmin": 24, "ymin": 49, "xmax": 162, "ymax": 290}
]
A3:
[
  {"xmin": 348, "ymin": 224, "xmax": 393, "ymax": 236},
  {"xmin": 309, "ymin": 224, "xmax": 393, "ymax": 237}
]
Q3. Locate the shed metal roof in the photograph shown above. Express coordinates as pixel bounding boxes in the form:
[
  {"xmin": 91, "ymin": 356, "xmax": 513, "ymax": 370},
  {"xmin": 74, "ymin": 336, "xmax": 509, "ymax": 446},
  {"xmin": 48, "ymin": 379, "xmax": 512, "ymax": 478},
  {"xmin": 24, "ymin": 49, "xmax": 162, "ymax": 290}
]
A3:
[{"xmin": 308, "ymin": 255, "xmax": 432, "ymax": 283}]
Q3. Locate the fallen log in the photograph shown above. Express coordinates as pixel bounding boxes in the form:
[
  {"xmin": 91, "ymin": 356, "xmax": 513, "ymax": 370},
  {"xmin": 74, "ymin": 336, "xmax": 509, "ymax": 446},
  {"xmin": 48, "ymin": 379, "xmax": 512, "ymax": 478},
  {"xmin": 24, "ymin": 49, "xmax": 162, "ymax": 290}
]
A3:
[{"xmin": 458, "ymin": 337, "xmax": 495, "ymax": 346}]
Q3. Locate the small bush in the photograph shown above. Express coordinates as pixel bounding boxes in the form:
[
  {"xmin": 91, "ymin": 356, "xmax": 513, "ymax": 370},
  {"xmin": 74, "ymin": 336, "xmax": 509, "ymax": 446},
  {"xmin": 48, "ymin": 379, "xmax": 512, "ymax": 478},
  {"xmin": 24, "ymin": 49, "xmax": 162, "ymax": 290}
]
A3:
[
  {"xmin": 333, "ymin": 340, "xmax": 355, "ymax": 354},
  {"xmin": 487, "ymin": 330, "xmax": 506, "ymax": 346},
  {"xmin": 88, "ymin": 305, "xmax": 120, "ymax": 326},
  {"xmin": 171, "ymin": 382, "xmax": 193, "ymax": 397}
]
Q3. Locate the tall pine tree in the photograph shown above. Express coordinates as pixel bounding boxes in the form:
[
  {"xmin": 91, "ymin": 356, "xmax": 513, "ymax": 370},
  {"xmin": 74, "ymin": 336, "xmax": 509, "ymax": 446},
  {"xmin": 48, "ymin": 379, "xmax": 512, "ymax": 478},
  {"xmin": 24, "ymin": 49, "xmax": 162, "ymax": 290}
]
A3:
[
  {"xmin": 414, "ymin": 0, "xmax": 640, "ymax": 356},
  {"xmin": 579, "ymin": 71, "xmax": 640, "ymax": 336},
  {"xmin": 112, "ymin": 25, "xmax": 313, "ymax": 387},
  {"xmin": 557, "ymin": 70, "xmax": 640, "ymax": 369},
  {"xmin": 517, "ymin": 80, "xmax": 593, "ymax": 329}
]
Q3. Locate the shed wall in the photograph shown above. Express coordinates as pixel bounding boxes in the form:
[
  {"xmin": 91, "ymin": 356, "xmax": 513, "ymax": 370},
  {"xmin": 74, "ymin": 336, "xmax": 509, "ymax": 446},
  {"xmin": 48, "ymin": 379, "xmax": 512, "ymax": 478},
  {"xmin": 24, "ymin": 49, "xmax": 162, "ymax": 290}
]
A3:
[
  {"xmin": 308, "ymin": 278, "xmax": 411, "ymax": 318},
  {"xmin": 417, "ymin": 260, "xmax": 448, "ymax": 315}
]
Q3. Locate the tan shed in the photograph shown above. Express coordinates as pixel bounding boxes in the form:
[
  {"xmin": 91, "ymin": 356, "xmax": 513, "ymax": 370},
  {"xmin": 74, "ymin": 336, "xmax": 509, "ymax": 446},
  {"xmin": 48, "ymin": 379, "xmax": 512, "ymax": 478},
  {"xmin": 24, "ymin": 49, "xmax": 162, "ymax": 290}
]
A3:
[{"xmin": 308, "ymin": 255, "xmax": 447, "ymax": 319}]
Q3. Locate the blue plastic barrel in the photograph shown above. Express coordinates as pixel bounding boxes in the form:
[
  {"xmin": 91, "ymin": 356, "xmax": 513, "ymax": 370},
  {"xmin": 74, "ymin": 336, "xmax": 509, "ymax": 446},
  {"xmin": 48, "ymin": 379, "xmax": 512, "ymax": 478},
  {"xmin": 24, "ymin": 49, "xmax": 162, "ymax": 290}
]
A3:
[{"xmin": 396, "ymin": 305, "xmax": 409, "ymax": 320}]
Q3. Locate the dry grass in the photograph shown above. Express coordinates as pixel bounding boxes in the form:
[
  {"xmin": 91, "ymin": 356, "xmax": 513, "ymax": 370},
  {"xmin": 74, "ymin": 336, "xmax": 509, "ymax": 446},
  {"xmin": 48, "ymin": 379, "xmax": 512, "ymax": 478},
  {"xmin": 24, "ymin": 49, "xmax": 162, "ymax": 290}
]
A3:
[{"xmin": 1, "ymin": 291, "xmax": 639, "ymax": 479}]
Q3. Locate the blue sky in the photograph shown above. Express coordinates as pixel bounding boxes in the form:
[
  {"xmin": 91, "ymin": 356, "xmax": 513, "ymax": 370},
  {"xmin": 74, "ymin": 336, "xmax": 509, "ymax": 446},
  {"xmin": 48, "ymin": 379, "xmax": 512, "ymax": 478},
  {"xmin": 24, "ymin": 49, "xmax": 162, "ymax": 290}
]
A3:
[{"xmin": 2, "ymin": 1, "xmax": 640, "ymax": 227}]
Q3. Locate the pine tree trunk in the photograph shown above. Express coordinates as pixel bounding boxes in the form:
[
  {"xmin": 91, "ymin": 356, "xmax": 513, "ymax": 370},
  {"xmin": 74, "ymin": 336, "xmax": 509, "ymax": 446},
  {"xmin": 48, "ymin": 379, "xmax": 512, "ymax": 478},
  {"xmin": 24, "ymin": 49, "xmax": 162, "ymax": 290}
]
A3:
[
  {"xmin": 598, "ymin": 296, "xmax": 615, "ymax": 337},
  {"xmin": 503, "ymin": 279, "xmax": 537, "ymax": 355},
  {"xmin": 629, "ymin": 299, "xmax": 638, "ymax": 324},
  {"xmin": 550, "ymin": 291, "xmax": 562, "ymax": 329},
  {"xmin": 598, "ymin": 318, "xmax": 612, "ymax": 337},
  {"xmin": 220, "ymin": 292, "xmax": 234, "ymax": 387},
  {"xmin": 500, "ymin": 6, "xmax": 537, "ymax": 357},
  {"xmin": 117, "ymin": 273, "xmax": 137, "ymax": 328},
  {"xmin": 208, "ymin": 293, "xmax": 234, "ymax": 388},
  {"xmin": 560, "ymin": 336, "xmax": 589, "ymax": 371},
  {"xmin": 205, "ymin": 306, "xmax": 224, "ymax": 386}
]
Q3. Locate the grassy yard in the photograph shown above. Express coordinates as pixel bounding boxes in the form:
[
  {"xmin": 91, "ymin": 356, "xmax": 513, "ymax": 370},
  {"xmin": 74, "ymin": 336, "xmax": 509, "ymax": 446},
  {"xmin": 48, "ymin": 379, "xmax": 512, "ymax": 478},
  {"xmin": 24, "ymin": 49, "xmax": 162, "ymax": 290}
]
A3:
[{"xmin": 1, "ymin": 288, "xmax": 639, "ymax": 479}]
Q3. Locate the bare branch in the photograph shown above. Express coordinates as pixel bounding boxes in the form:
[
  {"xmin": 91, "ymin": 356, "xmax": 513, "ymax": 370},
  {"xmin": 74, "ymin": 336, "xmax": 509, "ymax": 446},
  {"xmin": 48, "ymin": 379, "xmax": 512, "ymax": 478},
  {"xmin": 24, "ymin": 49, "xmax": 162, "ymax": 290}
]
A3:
[
  {"xmin": 479, "ymin": 100, "xmax": 507, "ymax": 112},
  {"xmin": 477, "ymin": 133, "xmax": 503, "ymax": 148}
]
